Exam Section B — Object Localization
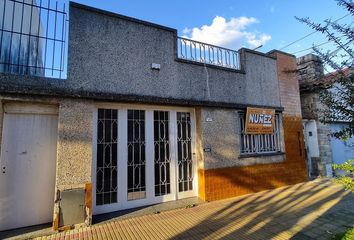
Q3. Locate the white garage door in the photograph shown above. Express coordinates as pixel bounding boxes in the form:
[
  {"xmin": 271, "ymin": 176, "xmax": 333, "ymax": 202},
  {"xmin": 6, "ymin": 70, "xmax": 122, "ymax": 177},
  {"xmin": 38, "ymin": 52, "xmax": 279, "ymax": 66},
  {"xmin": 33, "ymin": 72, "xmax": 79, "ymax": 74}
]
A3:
[{"xmin": 0, "ymin": 103, "xmax": 58, "ymax": 231}]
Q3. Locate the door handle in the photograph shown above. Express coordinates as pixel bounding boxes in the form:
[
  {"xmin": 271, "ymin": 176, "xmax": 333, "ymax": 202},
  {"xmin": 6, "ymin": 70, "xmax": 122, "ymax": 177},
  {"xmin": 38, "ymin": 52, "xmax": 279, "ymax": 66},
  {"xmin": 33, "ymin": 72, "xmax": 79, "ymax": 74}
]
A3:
[{"xmin": 2, "ymin": 166, "xmax": 5, "ymax": 173}]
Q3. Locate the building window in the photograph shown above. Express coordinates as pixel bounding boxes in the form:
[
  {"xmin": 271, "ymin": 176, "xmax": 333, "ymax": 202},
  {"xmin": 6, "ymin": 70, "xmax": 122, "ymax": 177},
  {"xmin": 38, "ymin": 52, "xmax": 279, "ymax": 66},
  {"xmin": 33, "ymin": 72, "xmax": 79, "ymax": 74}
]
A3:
[{"xmin": 239, "ymin": 112, "xmax": 282, "ymax": 155}]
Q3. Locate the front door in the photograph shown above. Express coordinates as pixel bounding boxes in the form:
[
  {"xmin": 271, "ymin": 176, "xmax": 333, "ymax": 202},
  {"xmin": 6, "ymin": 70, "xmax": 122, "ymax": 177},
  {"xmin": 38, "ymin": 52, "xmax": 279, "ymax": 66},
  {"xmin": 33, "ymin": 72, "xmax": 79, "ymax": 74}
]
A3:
[
  {"xmin": 92, "ymin": 106, "xmax": 197, "ymax": 215},
  {"xmin": 0, "ymin": 103, "xmax": 58, "ymax": 231}
]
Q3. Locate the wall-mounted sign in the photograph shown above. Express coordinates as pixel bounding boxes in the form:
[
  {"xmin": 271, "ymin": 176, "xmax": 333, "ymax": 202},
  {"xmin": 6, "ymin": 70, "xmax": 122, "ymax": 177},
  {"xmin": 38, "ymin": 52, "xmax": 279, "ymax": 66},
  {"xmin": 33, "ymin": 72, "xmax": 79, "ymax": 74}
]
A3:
[{"xmin": 245, "ymin": 107, "xmax": 275, "ymax": 134}]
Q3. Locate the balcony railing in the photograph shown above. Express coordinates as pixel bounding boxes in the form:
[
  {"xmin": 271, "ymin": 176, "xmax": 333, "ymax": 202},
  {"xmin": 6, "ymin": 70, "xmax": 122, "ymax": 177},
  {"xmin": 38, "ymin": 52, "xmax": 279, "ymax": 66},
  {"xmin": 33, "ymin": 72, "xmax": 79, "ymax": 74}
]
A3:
[
  {"xmin": 0, "ymin": 0, "xmax": 68, "ymax": 79},
  {"xmin": 177, "ymin": 37, "xmax": 241, "ymax": 70}
]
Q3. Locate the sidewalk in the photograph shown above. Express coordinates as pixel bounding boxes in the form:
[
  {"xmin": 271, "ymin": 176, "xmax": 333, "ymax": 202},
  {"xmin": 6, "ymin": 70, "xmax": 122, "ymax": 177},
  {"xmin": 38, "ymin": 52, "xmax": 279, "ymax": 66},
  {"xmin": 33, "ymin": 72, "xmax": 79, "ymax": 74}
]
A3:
[{"xmin": 22, "ymin": 179, "xmax": 354, "ymax": 239}]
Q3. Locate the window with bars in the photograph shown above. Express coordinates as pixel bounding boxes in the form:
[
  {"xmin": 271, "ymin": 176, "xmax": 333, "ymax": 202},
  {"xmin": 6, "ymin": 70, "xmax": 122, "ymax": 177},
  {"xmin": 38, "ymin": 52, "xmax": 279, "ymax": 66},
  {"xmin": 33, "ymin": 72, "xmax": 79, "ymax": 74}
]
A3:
[
  {"xmin": 127, "ymin": 109, "xmax": 146, "ymax": 201},
  {"xmin": 177, "ymin": 112, "xmax": 193, "ymax": 192},
  {"xmin": 239, "ymin": 112, "xmax": 282, "ymax": 155},
  {"xmin": 96, "ymin": 108, "xmax": 118, "ymax": 205},
  {"xmin": 153, "ymin": 111, "xmax": 171, "ymax": 196}
]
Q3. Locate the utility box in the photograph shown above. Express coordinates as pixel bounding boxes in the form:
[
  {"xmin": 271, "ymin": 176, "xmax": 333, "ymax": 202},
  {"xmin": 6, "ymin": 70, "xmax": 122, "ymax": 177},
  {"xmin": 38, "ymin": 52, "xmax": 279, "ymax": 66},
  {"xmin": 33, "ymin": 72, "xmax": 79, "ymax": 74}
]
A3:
[{"xmin": 59, "ymin": 188, "xmax": 86, "ymax": 227}]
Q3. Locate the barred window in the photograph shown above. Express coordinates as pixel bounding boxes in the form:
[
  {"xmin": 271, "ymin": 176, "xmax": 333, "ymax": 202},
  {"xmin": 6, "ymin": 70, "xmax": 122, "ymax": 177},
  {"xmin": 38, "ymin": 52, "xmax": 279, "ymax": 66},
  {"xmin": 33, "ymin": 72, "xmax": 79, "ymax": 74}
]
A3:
[{"xmin": 239, "ymin": 112, "xmax": 282, "ymax": 154}]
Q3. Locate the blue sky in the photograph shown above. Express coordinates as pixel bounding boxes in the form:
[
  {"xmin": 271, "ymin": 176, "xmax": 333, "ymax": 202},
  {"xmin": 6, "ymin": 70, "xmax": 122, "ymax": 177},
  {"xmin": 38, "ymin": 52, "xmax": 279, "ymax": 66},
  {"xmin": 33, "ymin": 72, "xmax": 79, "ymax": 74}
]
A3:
[{"xmin": 71, "ymin": 0, "xmax": 351, "ymax": 58}]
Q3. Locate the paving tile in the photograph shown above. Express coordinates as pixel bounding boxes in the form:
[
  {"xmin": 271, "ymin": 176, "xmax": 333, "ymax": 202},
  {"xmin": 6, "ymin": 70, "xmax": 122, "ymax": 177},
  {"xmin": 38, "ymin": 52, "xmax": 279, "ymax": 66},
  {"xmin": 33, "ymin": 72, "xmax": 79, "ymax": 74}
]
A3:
[{"xmin": 28, "ymin": 179, "xmax": 354, "ymax": 240}]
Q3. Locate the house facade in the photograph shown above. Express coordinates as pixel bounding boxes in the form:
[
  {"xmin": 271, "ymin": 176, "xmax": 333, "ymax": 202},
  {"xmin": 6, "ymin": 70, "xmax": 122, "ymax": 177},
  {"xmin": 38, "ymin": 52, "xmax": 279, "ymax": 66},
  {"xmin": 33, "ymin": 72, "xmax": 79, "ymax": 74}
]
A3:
[{"xmin": 0, "ymin": 2, "xmax": 307, "ymax": 231}]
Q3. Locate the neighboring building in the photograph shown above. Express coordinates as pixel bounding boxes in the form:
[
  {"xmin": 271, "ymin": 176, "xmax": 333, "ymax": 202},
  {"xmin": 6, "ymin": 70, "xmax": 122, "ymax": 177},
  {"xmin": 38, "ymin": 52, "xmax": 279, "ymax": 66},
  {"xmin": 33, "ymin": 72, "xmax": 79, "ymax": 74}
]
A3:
[
  {"xmin": 297, "ymin": 53, "xmax": 354, "ymax": 178},
  {"xmin": 331, "ymin": 123, "xmax": 354, "ymax": 167},
  {"xmin": 0, "ymin": 0, "xmax": 44, "ymax": 76},
  {"xmin": 0, "ymin": 2, "xmax": 307, "ymax": 231}
]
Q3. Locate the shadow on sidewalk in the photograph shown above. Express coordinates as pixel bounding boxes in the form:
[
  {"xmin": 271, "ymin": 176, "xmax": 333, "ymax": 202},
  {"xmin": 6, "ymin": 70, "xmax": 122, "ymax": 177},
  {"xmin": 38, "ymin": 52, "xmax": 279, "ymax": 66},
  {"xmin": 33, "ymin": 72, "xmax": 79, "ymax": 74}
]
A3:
[{"xmin": 170, "ymin": 180, "xmax": 354, "ymax": 240}]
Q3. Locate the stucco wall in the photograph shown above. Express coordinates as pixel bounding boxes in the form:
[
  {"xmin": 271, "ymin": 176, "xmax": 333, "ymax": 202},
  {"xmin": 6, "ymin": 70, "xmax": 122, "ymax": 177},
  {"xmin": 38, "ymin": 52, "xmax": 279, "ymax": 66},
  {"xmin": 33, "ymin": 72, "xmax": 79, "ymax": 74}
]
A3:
[
  {"xmin": 67, "ymin": 3, "xmax": 281, "ymax": 108},
  {"xmin": 0, "ymin": 3, "xmax": 281, "ymax": 110},
  {"xmin": 55, "ymin": 99, "xmax": 94, "ymax": 188},
  {"xmin": 199, "ymin": 108, "xmax": 284, "ymax": 170}
]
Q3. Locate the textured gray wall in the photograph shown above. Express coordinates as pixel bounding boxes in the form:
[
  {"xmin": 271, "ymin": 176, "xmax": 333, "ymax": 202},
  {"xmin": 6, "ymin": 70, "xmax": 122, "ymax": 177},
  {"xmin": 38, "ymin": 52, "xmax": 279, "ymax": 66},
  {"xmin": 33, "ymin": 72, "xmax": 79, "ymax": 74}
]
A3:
[
  {"xmin": 0, "ymin": 3, "xmax": 282, "ymax": 110},
  {"xmin": 199, "ymin": 108, "xmax": 284, "ymax": 170},
  {"xmin": 66, "ymin": 3, "xmax": 281, "ymax": 107},
  {"xmin": 56, "ymin": 99, "xmax": 94, "ymax": 187}
]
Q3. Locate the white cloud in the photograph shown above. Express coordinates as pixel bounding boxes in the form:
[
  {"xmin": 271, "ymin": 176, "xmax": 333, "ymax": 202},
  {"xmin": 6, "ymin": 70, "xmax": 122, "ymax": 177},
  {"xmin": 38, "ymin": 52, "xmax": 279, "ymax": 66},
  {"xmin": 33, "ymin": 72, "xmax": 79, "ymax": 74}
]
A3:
[
  {"xmin": 182, "ymin": 27, "xmax": 191, "ymax": 35},
  {"xmin": 182, "ymin": 16, "xmax": 271, "ymax": 50},
  {"xmin": 246, "ymin": 33, "xmax": 272, "ymax": 48}
]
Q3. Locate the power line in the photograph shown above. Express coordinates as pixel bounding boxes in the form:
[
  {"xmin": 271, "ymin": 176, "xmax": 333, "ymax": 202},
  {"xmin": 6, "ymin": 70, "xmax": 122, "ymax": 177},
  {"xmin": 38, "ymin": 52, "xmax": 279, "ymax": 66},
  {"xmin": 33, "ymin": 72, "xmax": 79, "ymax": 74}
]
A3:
[
  {"xmin": 291, "ymin": 40, "xmax": 331, "ymax": 54},
  {"xmin": 280, "ymin": 31, "xmax": 318, "ymax": 51},
  {"xmin": 291, "ymin": 32, "xmax": 351, "ymax": 54},
  {"xmin": 328, "ymin": 39, "xmax": 354, "ymax": 57},
  {"xmin": 279, "ymin": 13, "xmax": 351, "ymax": 51},
  {"xmin": 291, "ymin": 35, "xmax": 348, "ymax": 54}
]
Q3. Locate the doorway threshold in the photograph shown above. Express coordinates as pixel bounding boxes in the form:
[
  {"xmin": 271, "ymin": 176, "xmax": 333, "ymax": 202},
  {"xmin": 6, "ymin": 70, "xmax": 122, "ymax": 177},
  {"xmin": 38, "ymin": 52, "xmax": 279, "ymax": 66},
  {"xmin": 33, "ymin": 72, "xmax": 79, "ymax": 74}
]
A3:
[{"xmin": 93, "ymin": 197, "xmax": 204, "ymax": 224}]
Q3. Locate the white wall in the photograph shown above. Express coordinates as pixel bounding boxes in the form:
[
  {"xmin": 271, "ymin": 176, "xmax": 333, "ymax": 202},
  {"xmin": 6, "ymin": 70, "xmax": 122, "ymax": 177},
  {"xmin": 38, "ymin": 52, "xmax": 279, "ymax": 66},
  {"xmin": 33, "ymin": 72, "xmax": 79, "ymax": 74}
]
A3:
[
  {"xmin": 330, "ymin": 122, "xmax": 354, "ymax": 165},
  {"xmin": 304, "ymin": 120, "xmax": 320, "ymax": 158}
]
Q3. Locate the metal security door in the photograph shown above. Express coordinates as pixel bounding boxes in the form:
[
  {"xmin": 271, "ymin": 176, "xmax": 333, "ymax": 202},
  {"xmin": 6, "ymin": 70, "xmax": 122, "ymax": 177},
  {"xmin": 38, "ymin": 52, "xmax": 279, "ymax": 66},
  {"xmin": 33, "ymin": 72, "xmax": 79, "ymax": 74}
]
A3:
[
  {"xmin": 127, "ymin": 110, "xmax": 146, "ymax": 201},
  {"xmin": 176, "ymin": 112, "xmax": 196, "ymax": 199},
  {"xmin": 153, "ymin": 111, "xmax": 174, "ymax": 199},
  {"xmin": 0, "ymin": 104, "xmax": 58, "ymax": 231},
  {"xmin": 95, "ymin": 109, "xmax": 118, "ymax": 206},
  {"xmin": 93, "ymin": 106, "xmax": 197, "ymax": 215}
]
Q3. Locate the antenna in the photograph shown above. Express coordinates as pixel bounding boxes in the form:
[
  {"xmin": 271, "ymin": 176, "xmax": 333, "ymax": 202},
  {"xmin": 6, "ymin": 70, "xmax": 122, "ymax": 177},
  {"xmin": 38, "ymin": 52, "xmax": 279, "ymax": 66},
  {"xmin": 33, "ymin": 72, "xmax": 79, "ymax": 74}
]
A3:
[{"xmin": 252, "ymin": 45, "xmax": 263, "ymax": 51}]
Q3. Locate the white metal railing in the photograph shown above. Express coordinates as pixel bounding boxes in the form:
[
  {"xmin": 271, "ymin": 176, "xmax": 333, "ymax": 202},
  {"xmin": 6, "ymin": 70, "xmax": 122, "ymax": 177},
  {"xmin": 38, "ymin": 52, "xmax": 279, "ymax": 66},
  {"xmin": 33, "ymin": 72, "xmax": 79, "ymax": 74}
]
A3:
[{"xmin": 177, "ymin": 36, "xmax": 241, "ymax": 70}]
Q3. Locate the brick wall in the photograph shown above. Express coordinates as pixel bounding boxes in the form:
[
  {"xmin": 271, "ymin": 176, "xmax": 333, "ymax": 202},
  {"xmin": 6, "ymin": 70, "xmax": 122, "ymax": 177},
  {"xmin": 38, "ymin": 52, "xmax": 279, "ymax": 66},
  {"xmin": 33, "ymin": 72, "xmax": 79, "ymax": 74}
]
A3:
[{"xmin": 275, "ymin": 52, "xmax": 302, "ymax": 117}]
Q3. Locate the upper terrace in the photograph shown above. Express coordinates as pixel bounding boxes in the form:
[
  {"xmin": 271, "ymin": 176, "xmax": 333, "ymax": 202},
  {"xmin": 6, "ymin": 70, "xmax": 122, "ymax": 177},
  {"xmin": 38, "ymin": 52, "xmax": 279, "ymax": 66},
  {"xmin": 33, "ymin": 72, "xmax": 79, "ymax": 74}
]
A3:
[{"xmin": 0, "ymin": 1, "xmax": 283, "ymax": 110}]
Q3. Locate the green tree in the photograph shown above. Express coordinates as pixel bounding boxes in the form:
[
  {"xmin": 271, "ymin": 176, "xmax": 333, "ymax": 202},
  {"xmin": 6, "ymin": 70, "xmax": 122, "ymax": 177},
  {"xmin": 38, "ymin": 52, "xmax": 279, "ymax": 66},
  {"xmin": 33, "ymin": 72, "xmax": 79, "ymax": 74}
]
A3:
[{"xmin": 297, "ymin": 0, "xmax": 354, "ymax": 193}]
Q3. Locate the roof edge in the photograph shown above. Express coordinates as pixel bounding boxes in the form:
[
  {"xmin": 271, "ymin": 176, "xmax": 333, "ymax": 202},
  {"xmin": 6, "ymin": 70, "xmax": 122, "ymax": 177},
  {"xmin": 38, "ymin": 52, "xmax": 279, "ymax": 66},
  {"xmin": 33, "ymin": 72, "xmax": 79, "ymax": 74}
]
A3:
[
  {"xmin": 69, "ymin": 1, "xmax": 177, "ymax": 34},
  {"xmin": 240, "ymin": 48, "xmax": 277, "ymax": 60},
  {"xmin": 267, "ymin": 50, "xmax": 296, "ymax": 58}
]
